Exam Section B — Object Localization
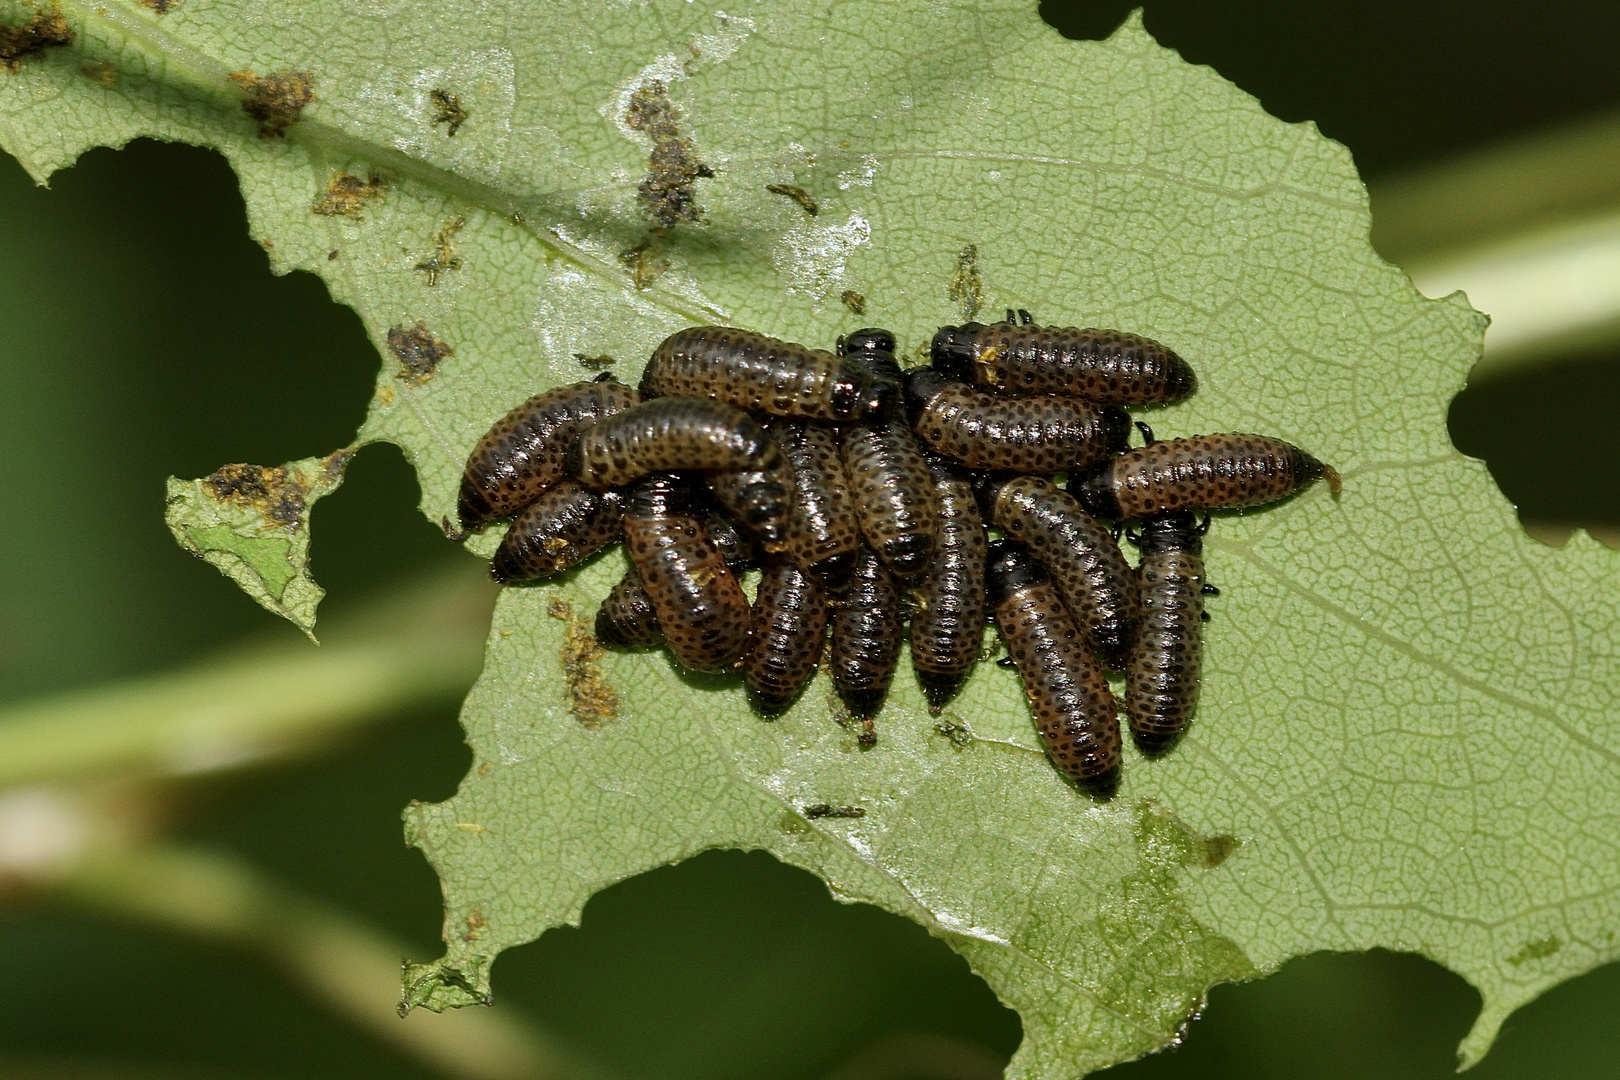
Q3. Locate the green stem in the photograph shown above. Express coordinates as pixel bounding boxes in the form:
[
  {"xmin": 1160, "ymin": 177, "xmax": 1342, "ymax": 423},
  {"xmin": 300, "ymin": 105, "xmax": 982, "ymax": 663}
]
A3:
[
  {"xmin": 1369, "ymin": 107, "xmax": 1620, "ymax": 368},
  {"xmin": 61, "ymin": 841, "xmax": 614, "ymax": 1080},
  {"xmin": 0, "ymin": 568, "xmax": 494, "ymax": 787}
]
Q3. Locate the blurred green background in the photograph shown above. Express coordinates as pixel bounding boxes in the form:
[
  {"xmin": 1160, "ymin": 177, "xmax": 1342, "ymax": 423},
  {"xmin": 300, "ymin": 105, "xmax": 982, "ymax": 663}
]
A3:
[{"xmin": 2, "ymin": 2, "xmax": 1619, "ymax": 1078}]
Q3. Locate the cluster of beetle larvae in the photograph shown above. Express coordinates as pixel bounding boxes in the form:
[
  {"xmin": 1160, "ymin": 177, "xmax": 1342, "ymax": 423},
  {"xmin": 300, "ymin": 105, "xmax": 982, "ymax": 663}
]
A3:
[{"xmin": 456, "ymin": 313, "xmax": 1340, "ymax": 798}]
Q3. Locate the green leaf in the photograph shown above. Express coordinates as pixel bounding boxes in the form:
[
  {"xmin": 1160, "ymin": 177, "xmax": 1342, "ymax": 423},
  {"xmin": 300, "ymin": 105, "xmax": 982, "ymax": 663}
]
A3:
[
  {"xmin": 5, "ymin": 1, "xmax": 1617, "ymax": 1075},
  {"xmin": 164, "ymin": 451, "xmax": 351, "ymax": 639}
]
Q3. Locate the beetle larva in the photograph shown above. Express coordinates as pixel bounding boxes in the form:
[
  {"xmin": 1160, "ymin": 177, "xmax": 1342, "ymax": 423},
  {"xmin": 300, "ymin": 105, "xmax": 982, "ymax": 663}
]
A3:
[
  {"xmin": 829, "ymin": 545, "xmax": 903, "ymax": 725},
  {"xmin": 1126, "ymin": 511, "xmax": 1207, "ymax": 755},
  {"xmin": 704, "ymin": 450, "xmax": 795, "ymax": 554},
  {"xmin": 458, "ymin": 374, "xmax": 639, "ymax": 529},
  {"xmin": 989, "ymin": 475, "xmax": 1139, "ymax": 668},
  {"xmin": 641, "ymin": 326, "xmax": 892, "ymax": 421},
  {"xmin": 620, "ymin": 473, "xmax": 751, "ymax": 673},
  {"xmin": 905, "ymin": 367, "xmax": 1131, "ymax": 474},
  {"xmin": 837, "ymin": 330, "xmax": 938, "ymax": 576},
  {"xmin": 489, "ymin": 481, "xmax": 624, "ymax": 583},
  {"xmin": 932, "ymin": 310, "xmax": 1196, "ymax": 404},
  {"xmin": 987, "ymin": 540, "xmax": 1121, "ymax": 796},
  {"xmin": 1069, "ymin": 430, "xmax": 1341, "ymax": 519},
  {"xmin": 595, "ymin": 564, "xmax": 663, "ymax": 648},
  {"xmin": 744, "ymin": 560, "xmax": 830, "ymax": 717},
  {"xmin": 772, "ymin": 420, "xmax": 860, "ymax": 588},
  {"xmin": 908, "ymin": 456, "xmax": 987, "ymax": 714},
  {"xmin": 567, "ymin": 396, "xmax": 790, "ymax": 507},
  {"xmin": 595, "ymin": 510, "xmax": 753, "ymax": 649}
]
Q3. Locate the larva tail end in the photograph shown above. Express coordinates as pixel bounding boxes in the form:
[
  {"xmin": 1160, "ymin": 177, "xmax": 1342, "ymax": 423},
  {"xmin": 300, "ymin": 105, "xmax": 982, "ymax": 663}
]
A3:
[
  {"xmin": 456, "ymin": 476, "xmax": 495, "ymax": 532},
  {"xmin": 916, "ymin": 670, "xmax": 966, "ymax": 715},
  {"xmin": 1076, "ymin": 765, "xmax": 1120, "ymax": 800},
  {"xmin": 746, "ymin": 686, "xmax": 796, "ymax": 719},
  {"xmin": 1161, "ymin": 353, "xmax": 1198, "ymax": 402},
  {"xmin": 593, "ymin": 608, "xmax": 626, "ymax": 648},
  {"xmin": 1130, "ymin": 728, "xmax": 1183, "ymax": 758},
  {"xmin": 1323, "ymin": 463, "xmax": 1342, "ymax": 494}
]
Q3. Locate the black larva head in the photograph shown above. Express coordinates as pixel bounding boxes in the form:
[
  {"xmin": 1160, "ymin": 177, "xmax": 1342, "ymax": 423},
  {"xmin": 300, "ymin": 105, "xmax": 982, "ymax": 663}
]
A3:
[
  {"xmin": 811, "ymin": 550, "xmax": 856, "ymax": 591},
  {"xmin": 930, "ymin": 323, "xmax": 985, "ymax": 382},
  {"xmin": 829, "ymin": 360, "xmax": 893, "ymax": 421},
  {"xmin": 1067, "ymin": 462, "xmax": 1121, "ymax": 520},
  {"xmin": 884, "ymin": 532, "xmax": 935, "ymax": 578},
  {"xmin": 840, "ymin": 327, "xmax": 897, "ymax": 357},
  {"xmin": 840, "ymin": 328, "xmax": 904, "ymax": 391},
  {"xmin": 985, "ymin": 539, "xmax": 1047, "ymax": 605},
  {"xmin": 1089, "ymin": 626, "xmax": 1130, "ymax": 672},
  {"xmin": 920, "ymin": 449, "xmax": 961, "ymax": 483},
  {"xmin": 728, "ymin": 481, "xmax": 792, "ymax": 548},
  {"xmin": 903, "ymin": 366, "xmax": 952, "ymax": 420},
  {"xmin": 1136, "ymin": 510, "xmax": 1203, "ymax": 555},
  {"xmin": 970, "ymin": 471, "xmax": 1013, "ymax": 520},
  {"xmin": 1102, "ymin": 405, "xmax": 1132, "ymax": 456},
  {"xmin": 704, "ymin": 510, "xmax": 759, "ymax": 568}
]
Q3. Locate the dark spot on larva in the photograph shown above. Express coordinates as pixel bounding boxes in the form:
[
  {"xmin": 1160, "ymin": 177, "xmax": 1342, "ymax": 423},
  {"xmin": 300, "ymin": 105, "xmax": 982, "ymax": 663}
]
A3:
[
  {"xmin": 624, "ymin": 80, "xmax": 714, "ymax": 233},
  {"xmin": 841, "ymin": 289, "xmax": 866, "ymax": 315},
  {"xmin": 766, "ymin": 183, "xmax": 818, "ymax": 215},
  {"xmin": 618, "ymin": 239, "xmax": 666, "ymax": 290},
  {"xmin": 935, "ymin": 720, "xmax": 973, "ymax": 747},
  {"xmin": 803, "ymin": 803, "xmax": 865, "ymax": 819},
  {"xmin": 414, "ymin": 216, "xmax": 465, "ymax": 286},
  {"xmin": 574, "ymin": 353, "xmax": 616, "ymax": 371},
  {"xmin": 547, "ymin": 597, "xmax": 618, "ymax": 728},
  {"xmin": 80, "ymin": 62, "xmax": 116, "ymax": 86},
  {"xmin": 203, "ymin": 463, "xmax": 310, "ymax": 531},
  {"xmin": 140, "ymin": 0, "xmax": 179, "ymax": 12},
  {"xmin": 429, "ymin": 88, "xmax": 468, "ymax": 136},
  {"xmin": 0, "ymin": 11, "xmax": 72, "ymax": 72},
  {"xmin": 311, "ymin": 171, "xmax": 385, "ymax": 219},
  {"xmin": 227, "ymin": 70, "xmax": 315, "ymax": 138},
  {"xmin": 387, "ymin": 323, "xmax": 453, "ymax": 386},
  {"xmin": 946, "ymin": 243, "xmax": 982, "ymax": 323},
  {"xmin": 460, "ymin": 908, "xmax": 487, "ymax": 942}
]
